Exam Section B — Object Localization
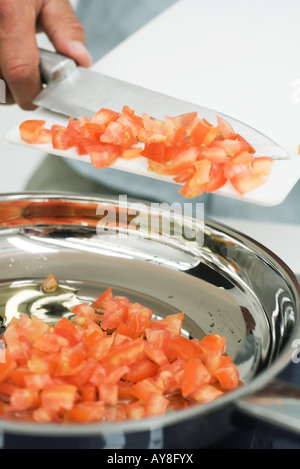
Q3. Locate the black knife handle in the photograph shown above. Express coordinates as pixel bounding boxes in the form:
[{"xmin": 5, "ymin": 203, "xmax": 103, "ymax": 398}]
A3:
[{"xmin": 39, "ymin": 48, "xmax": 77, "ymax": 85}]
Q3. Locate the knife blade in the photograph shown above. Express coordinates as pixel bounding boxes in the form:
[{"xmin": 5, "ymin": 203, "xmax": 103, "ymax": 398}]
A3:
[{"xmin": 34, "ymin": 48, "xmax": 290, "ymax": 160}]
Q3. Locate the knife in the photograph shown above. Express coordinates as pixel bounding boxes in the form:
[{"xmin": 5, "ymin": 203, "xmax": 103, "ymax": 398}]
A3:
[{"xmin": 34, "ymin": 48, "xmax": 290, "ymax": 160}]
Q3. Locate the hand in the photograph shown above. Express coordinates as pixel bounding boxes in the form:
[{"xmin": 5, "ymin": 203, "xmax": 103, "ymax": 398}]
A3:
[{"xmin": 0, "ymin": 0, "xmax": 92, "ymax": 109}]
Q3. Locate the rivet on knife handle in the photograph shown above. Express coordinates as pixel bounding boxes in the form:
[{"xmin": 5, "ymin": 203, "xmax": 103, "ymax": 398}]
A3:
[{"xmin": 39, "ymin": 48, "xmax": 77, "ymax": 85}]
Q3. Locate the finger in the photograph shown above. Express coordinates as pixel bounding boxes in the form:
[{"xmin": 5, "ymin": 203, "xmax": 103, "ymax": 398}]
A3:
[
  {"xmin": 0, "ymin": 70, "xmax": 14, "ymax": 104},
  {"xmin": 40, "ymin": 0, "xmax": 92, "ymax": 67},
  {"xmin": 0, "ymin": 0, "xmax": 42, "ymax": 109}
]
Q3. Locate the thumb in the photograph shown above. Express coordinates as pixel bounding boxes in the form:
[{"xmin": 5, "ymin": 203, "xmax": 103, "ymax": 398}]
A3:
[{"xmin": 40, "ymin": 0, "xmax": 92, "ymax": 67}]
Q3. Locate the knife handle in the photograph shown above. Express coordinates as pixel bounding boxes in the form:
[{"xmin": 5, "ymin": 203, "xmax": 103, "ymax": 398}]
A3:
[{"xmin": 38, "ymin": 48, "xmax": 77, "ymax": 85}]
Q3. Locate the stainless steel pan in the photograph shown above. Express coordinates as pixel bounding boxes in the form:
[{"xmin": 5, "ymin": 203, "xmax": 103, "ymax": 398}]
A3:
[{"xmin": 0, "ymin": 193, "xmax": 299, "ymax": 449}]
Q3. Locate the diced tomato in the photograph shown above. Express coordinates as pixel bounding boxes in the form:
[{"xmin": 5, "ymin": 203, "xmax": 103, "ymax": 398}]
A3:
[
  {"xmin": 101, "ymin": 299, "xmax": 129, "ymax": 330},
  {"xmin": 92, "ymin": 287, "xmax": 114, "ymax": 311},
  {"xmin": 104, "ymin": 365, "xmax": 130, "ymax": 385},
  {"xmin": 81, "ymin": 383, "xmax": 97, "ymax": 402},
  {"xmin": 33, "ymin": 332, "xmax": 69, "ymax": 353},
  {"xmin": 230, "ymin": 150, "xmax": 255, "ymax": 164},
  {"xmin": 67, "ymin": 357, "xmax": 98, "ymax": 388},
  {"xmin": 0, "ymin": 353, "xmax": 17, "ymax": 383},
  {"xmin": 41, "ymin": 384, "xmax": 77, "ymax": 415},
  {"xmin": 217, "ymin": 116, "xmax": 236, "ymax": 139},
  {"xmin": 54, "ymin": 317, "xmax": 83, "ymax": 345},
  {"xmin": 145, "ymin": 392, "xmax": 169, "ymax": 417},
  {"xmin": 17, "ymin": 315, "xmax": 50, "ymax": 343},
  {"xmin": 190, "ymin": 118, "xmax": 212, "ymax": 144},
  {"xmin": 72, "ymin": 303, "xmax": 98, "ymax": 326},
  {"xmin": 89, "ymin": 108, "xmax": 120, "ymax": 126},
  {"xmin": 103, "ymin": 339, "xmax": 144, "ymax": 367},
  {"xmin": 198, "ymin": 146, "xmax": 229, "ymax": 163},
  {"xmin": 230, "ymin": 171, "xmax": 268, "ymax": 195},
  {"xmin": 141, "ymin": 142, "xmax": 168, "ymax": 163},
  {"xmin": 113, "ymin": 322, "xmax": 139, "ymax": 346},
  {"xmin": 205, "ymin": 163, "xmax": 227, "ymax": 193},
  {"xmin": 100, "ymin": 121, "xmax": 138, "ymax": 148},
  {"xmin": 55, "ymin": 342, "xmax": 87, "ymax": 376},
  {"xmin": 154, "ymin": 369, "xmax": 179, "ymax": 395},
  {"xmin": 23, "ymin": 373, "xmax": 53, "ymax": 390},
  {"xmin": 189, "ymin": 383, "xmax": 224, "ymax": 403},
  {"xmin": 251, "ymin": 156, "xmax": 273, "ymax": 175},
  {"xmin": 152, "ymin": 312, "xmax": 184, "ymax": 337},
  {"xmin": 168, "ymin": 336, "xmax": 201, "ymax": 361},
  {"xmin": 19, "ymin": 120, "xmax": 46, "ymax": 144},
  {"xmin": 236, "ymin": 133, "xmax": 256, "ymax": 154},
  {"xmin": 87, "ymin": 335, "xmax": 114, "ymax": 361},
  {"xmin": 52, "ymin": 127, "xmax": 72, "ymax": 150},
  {"xmin": 131, "ymin": 377, "xmax": 162, "ymax": 402},
  {"xmin": 145, "ymin": 328, "xmax": 171, "ymax": 356},
  {"xmin": 27, "ymin": 355, "xmax": 57, "ymax": 375},
  {"xmin": 121, "ymin": 147, "xmax": 143, "ymax": 159},
  {"xmin": 203, "ymin": 125, "xmax": 220, "ymax": 146},
  {"xmin": 172, "ymin": 112, "xmax": 198, "ymax": 131},
  {"xmin": 126, "ymin": 400, "xmax": 145, "ymax": 420},
  {"xmin": 181, "ymin": 358, "xmax": 211, "ymax": 397},
  {"xmin": 198, "ymin": 334, "xmax": 227, "ymax": 359},
  {"xmin": 126, "ymin": 357, "xmax": 158, "ymax": 383},
  {"xmin": 98, "ymin": 383, "xmax": 118, "ymax": 406},
  {"xmin": 34, "ymin": 129, "xmax": 52, "ymax": 144},
  {"xmin": 159, "ymin": 144, "xmax": 199, "ymax": 175},
  {"xmin": 223, "ymin": 162, "xmax": 251, "ymax": 179},
  {"xmin": 118, "ymin": 381, "xmax": 135, "ymax": 400},
  {"xmin": 125, "ymin": 303, "xmax": 153, "ymax": 334},
  {"xmin": 144, "ymin": 341, "xmax": 168, "ymax": 367},
  {"xmin": 9, "ymin": 388, "xmax": 39, "ymax": 411},
  {"xmin": 173, "ymin": 167, "xmax": 195, "ymax": 183},
  {"xmin": 88, "ymin": 142, "xmax": 122, "ymax": 169},
  {"xmin": 67, "ymin": 401, "xmax": 104, "ymax": 423},
  {"xmin": 179, "ymin": 159, "xmax": 211, "ymax": 198},
  {"xmin": 211, "ymin": 138, "xmax": 245, "ymax": 157},
  {"xmin": 142, "ymin": 113, "xmax": 164, "ymax": 133},
  {"xmin": 32, "ymin": 406, "xmax": 52, "ymax": 423},
  {"xmin": 9, "ymin": 366, "xmax": 33, "ymax": 387},
  {"xmin": 3, "ymin": 323, "xmax": 31, "ymax": 363},
  {"xmin": 215, "ymin": 356, "xmax": 240, "ymax": 391},
  {"xmin": 119, "ymin": 111, "xmax": 143, "ymax": 138}
]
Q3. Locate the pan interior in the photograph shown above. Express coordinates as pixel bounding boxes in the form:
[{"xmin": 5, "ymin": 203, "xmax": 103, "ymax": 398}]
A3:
[{"xmin": 0, "ymin": 197, "xmax": 280, "ymax": 387}]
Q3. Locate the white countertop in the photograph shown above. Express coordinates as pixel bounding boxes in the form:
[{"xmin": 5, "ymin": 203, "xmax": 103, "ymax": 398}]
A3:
[{"xmin": 0, "ymin": 0, "xmax": 300, "ymax": 273}]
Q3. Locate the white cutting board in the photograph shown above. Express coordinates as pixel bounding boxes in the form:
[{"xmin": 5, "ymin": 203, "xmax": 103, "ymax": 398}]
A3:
[{"xmin": 6, "ymin": 0, "xmax": 300, "ymax": 206}]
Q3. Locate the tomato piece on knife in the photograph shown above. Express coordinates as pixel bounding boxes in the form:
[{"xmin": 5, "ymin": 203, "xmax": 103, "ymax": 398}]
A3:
[
  {"xmin": 217, "ymin": 116, "xmax": 236, "ymax": 139},
  {"xmin": 230, "ymin": 157, "xmax": 272, "ymax": 194},
  {"xmin": 19, "ymin": 120, "xmax": 46, "ymax": 144},
  {"xmin": 87, "ymin": 142, "xmax": 122, "ymax": 169},
  {"xmin": 205, "ymin": 163, "xmax": 227, "ymax": 193},
  {"xmin": 179, "ymin": 159, "xmax": 211, "ymax": 198},
  {"xmin": 89, "ymin": 108, "xmax": 120, "ymax": 125}
]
